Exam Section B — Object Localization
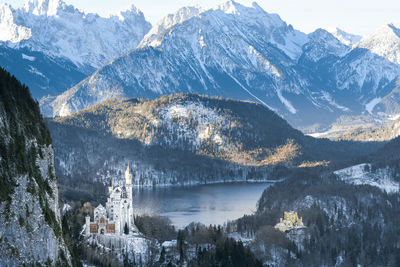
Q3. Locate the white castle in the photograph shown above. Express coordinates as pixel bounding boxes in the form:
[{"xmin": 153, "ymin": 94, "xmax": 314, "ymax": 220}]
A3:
[{"xmin": 85, "ymin": 164, "xmax": 135, "ymax": 235}]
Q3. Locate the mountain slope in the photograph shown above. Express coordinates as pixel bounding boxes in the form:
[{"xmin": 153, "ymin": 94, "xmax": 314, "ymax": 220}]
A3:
[
  {"xmin": 47, "ymin": 94, "xmax": 380, "ymax": 199},
  {"xmin": 338, "ymin": 116, "xmax": 400, "ymax": 141},
  {"xmin": 0, "ymin": 46, "xmax": 87, "ymax": 99},
  {"xmin": 43, "ymin": 1, "xmax": 400, "ymax": 129},
  {"xmin": 0, "ymin": 67, "xmax": 73, "ymax": 266},
  {"xmin": 0, "ymin": 0, "xmax": 151, "ymax": 99}
]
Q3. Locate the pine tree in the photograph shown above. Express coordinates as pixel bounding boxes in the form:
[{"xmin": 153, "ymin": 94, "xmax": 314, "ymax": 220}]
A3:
[{"xmin": 159, "ymin": 246, "xmax": 166, "ymax": 264}]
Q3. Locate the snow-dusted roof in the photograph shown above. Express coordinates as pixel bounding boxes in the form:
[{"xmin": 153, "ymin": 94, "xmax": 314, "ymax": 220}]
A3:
[{"xmin": 95, "ymin": 204, "xmax": 106, "ymax": 211}]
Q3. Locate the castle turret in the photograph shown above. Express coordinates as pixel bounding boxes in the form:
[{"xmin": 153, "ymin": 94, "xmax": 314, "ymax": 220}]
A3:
[
  {"xmin": 108, "ymin": 179, "xmax": 114, "ymax": 194},
  {"xmin": 124, "ymin": 163, "xmax": 134, "ymax": 230},
  {"xmin": 85, "ymin": 216, "xmax": 91, "ymax": 235}
]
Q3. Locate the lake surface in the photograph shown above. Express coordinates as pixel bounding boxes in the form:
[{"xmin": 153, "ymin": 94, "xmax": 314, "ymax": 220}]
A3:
[{"xmin": 132, "ymin": 182, "xmax": 272, "ymax": 228}]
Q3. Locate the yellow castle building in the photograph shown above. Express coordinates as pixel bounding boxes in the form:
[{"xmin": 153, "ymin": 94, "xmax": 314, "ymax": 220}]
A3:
[{"xmin": 274, "ymin": 211, "xmax": 304, "ymax": 232}]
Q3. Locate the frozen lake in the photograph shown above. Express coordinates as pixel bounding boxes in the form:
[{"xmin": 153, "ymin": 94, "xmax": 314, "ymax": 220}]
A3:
[{"xmin": 132, "ymin": 182, "xmax": 272, "ymax": 228}]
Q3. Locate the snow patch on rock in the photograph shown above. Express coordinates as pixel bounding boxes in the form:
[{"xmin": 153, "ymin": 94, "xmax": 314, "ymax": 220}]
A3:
[
  {"xmin": 277, "ymin": 90, "xmax": 296, "ymax": 114},
  {"xmin": 365, "ymin": 97, "xmax": 382, "ymax": 114},
  {"xmin": 22, "ymin": 53, "xmax": 35, "ymax": 61}
]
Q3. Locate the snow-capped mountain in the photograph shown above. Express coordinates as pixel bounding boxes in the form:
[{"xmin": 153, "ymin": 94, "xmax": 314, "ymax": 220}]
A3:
[
  {"xmin": 302, "ymin": 28, "xmax": 350, "ymax": 62},
  {"xmin": 357, "ymin": 24, "xmax": 400, "ymax": 65},
  {"xmin": 138, "ymin": 6, "xmax": 204, "ymax": 49},
  {"xmin": 327, "ymin": 24, "xmax": 400, "ymax": 115},
  {"xmin": 42, "ymin": 1, "xmax": 316, "ymax": 123},
  {"xmin": 1, "ymin": 0, "xmax": 151, "ymax": 69},
  {"xmin": 41, "ymin": 1, "xmax": 400, "ymax": 128},
  {"xmin": 0, "ymin": 3, "xmax": 31, "ymax": 42},
  {"xmin": 0, "ymin": 0, "xmax": 151, "ymax": 99},
  {"xmin": 329, "ymin": 27, "xmax": 362, "ymax": 47}
]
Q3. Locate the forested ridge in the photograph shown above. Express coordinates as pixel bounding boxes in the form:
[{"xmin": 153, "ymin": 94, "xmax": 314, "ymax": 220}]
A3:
[
  {"xmin": 233, "ymin": 169, "xmax": 400, "ymax": 266},
  {"xmin": 49, "ymin": 94, "xmax": 381, "ymax": 200}
]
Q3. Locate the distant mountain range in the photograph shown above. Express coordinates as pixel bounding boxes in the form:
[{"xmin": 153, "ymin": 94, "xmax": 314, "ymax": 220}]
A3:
[
  {"xmin": 0, "ymin": 0, "xmax": 151, "ymax": 98},
  {"xmin": 47, "ymin": 93, "xmax": 379, "ymax": 199},
  {"xmin": 2, "ymin": 0, "xmax": 400, "ymax": 129},
  {"xmin": 36, "ymin": 1, "xmax": 400, "ymax": 129}
]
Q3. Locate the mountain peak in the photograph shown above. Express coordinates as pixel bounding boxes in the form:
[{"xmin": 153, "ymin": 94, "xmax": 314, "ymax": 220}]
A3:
[
  {"xmin": 215, "ymin": 0, "xmax": 242, "ymax": 14},
  {"xmin": 304, "ymin": 28, "xmax": 350, "ymax": 61},
  {"xmin": 24, "ymin": 0, "xmax": 65, "ymax": 16},
  {"xmin": 0, "ymin": 3, "xmax": 32, "ymax": 42},
  {"xmin": 138, "ymin": 5, "xmax": 203, "ymax": 48},
  {"xmin": 251, "ymin": 2, "xmax": 263, "ymax": 10},
  {"xmin": 328, "ymin": 27, "xmax": 361, "ymax": 46},
  {"xmin": 114, "ymin": 4, "xmax": 144, "ymax": 21},
  {"xmin": 384, "ymin": 23, "xmax": 400, "ymax": 37},
  {"xmin": 214, "ymin": 1, "xmax": 264, "ymax": 15},
  {"xmin": 212, "ymin": 1, "xmax": 288, "ymax": 32},
  {"xmin": 364, "ymin": 23, "xmax": 400, "ymax": 40},
  {"xmin": 357, "ymin": 23, "xmax": 400, "ymax": 64}
]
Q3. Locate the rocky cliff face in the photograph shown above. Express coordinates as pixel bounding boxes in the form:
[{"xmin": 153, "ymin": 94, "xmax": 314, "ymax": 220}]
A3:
[{"xmin": 0, "ymin": 68, "xmax": 72, "ymax": 266}]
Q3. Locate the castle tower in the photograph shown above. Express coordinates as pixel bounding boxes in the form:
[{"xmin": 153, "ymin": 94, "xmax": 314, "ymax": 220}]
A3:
[{"xmin": 125, "ymin": 164, "xmax": 133, "ymax": 201}]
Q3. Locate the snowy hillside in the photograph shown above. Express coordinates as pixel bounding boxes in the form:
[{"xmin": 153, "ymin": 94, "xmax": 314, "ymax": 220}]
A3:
[{"xmin": 334, "ymin": 163, "xmax": 399, "ymax": 194}]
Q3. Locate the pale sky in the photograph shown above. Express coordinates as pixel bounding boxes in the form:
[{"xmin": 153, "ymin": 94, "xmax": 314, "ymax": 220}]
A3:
[{"xmin": 2, "ymin": 0, "xmax": 400, "ymax": 36}]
